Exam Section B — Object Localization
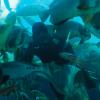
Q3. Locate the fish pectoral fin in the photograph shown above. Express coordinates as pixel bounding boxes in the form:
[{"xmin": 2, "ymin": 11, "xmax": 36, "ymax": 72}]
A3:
[{"xmin": 59, "ymin": 52, "xmax": 76, "ymax": 62}]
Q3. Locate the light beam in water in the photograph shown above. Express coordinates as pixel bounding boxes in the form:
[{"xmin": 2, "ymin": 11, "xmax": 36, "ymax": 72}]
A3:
[
  {"xmin": 0, "ymin": 0, "xmax": 9, "ymax": 19},
  {"xmin": 9, "ymin": 0, "xmax": 19, "ymax": 10}
]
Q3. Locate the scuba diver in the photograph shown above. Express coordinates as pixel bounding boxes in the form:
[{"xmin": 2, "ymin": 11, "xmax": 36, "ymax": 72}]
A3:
[
  {"xmin": 14, "ymin": 22, "xmax": 75, "ymax": 100},
  {"xmin": 17, "ymin": 22, "xmax": 74, "ymax": 65}
]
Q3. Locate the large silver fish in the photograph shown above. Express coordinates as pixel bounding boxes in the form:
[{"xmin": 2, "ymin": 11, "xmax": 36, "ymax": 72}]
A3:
[
  {"xmin": 74, "ymin": 43, "xmax": 100, "ymax": 80},
  {"xmin": 43, "ymin": 0, "xmax": 100, "ymax": 24},
  {"xmin": 54, "ymin": 20, "xmax": 91, "ymax": 44},
  {"xmin": 15, "ymin": 0, "xmax": 79, "ymax": 24},
  {"xmin": 16, "ymin": 4, "xmax": 49, "ymax": 19},
  {"xmin": 48, "ymin": 0, "xmax": 80, "ymax": 24},
  {"xmin": 0, "ymin": 62, "xmax": 46, "ymax": 80}
]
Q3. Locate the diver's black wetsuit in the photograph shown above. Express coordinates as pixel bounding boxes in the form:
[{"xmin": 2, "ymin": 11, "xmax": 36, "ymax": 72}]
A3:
[
  {"xmin": 16, "ymin": 22, "xmax": 74, "ymax": 65},
  {"xmin": 17, "ymin": 35, "xmax": 74, "ymax": 65}
]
